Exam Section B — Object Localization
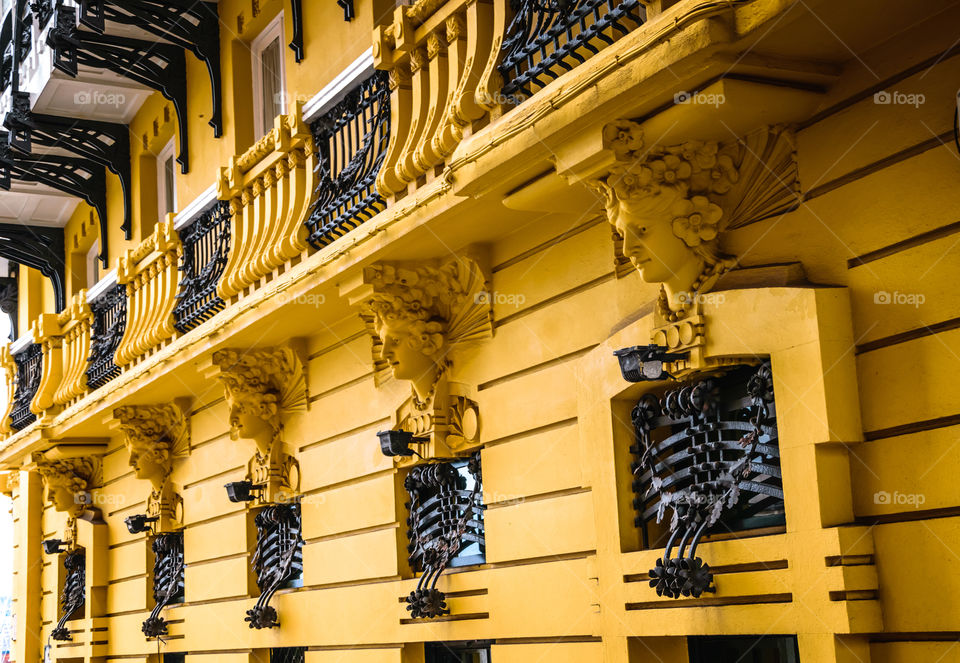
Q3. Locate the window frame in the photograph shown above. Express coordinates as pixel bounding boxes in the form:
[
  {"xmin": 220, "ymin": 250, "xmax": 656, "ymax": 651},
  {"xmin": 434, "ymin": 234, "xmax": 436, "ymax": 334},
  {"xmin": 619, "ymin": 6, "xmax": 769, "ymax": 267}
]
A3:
[
  {"xmin": 251, "ymin": 12, "xmax": 287, "ymax": 139},
  {"xmin": 85, "ymin": 241, "xmax": 100, "ymax": 291},
  {"xmin": 157, "ymin": 139, "xmax": 177, "ymax": 221}
]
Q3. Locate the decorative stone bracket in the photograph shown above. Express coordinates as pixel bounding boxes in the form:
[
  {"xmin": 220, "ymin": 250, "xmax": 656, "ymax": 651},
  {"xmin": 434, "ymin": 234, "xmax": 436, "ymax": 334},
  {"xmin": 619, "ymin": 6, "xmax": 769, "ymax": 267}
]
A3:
[
  {"xmin": 210, "ymin": 346, "xmax": 307, "ymax": 504},
  {"xmin": 342, "ymin": 254, "xmax": 492, "ymax": 463},
  {"xmin": 113, "ymin": 402, "xmax": 190, "ymax": 533},
  {"xmin": 31, "ymin": 446, "xmax": 105, "ymax": 520}
]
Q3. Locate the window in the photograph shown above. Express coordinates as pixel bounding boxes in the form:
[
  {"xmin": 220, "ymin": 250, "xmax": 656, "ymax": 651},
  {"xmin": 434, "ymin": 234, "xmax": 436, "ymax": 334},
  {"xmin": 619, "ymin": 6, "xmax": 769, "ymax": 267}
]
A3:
[
  {"xmin": 163, "ymin": 655, "xmax": 186, "ymax": 663},
  {"xmin": 252, "ymin": 14, "xmax": 286, "ymax": 138},
  {"xmin": 85, "ymin": 241, "xmax": 100, "ymax": 290},
  {"xmin": 271, "ymin": 648, "xmax": 305, "ymax": 663},
  {"xmin": 157, "ymin": 139, "xmax": 177, "ymax": 220},
  {"xmin": 425, "ymin": 642, "xmax": 491, "ymax": 663},
  {"xmin": 688, "ymin": 636, "xmax": 800, "ymax": 663}
]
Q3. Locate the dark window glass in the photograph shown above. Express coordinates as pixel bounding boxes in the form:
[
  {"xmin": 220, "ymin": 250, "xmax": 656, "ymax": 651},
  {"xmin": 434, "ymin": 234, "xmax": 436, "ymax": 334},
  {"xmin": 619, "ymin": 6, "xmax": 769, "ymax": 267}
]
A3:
[
  {"xmin": 425, "ymin": 642, "xmax": 491, "ymax": 663},
  {"xmin": 688, "ymin": 635, "xmax": 800, "ymax": 663}
]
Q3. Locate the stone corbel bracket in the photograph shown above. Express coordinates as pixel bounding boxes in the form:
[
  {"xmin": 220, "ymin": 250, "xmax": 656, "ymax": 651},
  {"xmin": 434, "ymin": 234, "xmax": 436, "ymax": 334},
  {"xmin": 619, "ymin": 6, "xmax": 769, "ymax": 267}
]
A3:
[
  {"xmin": 373, "ymin": 0, "xmax": 502, "ymax": 198},
  {"xmin": 342, "ymin": 253, "xmax": 493, "ymax": 463},
  {"xmin": 209, "ymin": 345, "xmax": 307, "ymax": 504},
  {"xmin": 216, "ymin": 109, "xmax": 316, "ymax": 300},
  {"xmin": 114, "ymin": 218, "xmax": 182, "ymax": 367},
  {"xmin": 113, "ymin": 401, "xmax": 191, "ymax": 532}
]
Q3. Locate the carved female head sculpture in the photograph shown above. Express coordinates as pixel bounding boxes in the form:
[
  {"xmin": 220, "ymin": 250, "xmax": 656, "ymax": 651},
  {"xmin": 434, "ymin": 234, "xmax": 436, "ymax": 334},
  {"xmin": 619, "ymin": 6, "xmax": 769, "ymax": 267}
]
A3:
[
  {"xmin": 115, "ymin": 404, "xmax": 190, "ymax": 492},
  {"xmin": 37, "ymin": 458, "xmax": 99, "ymax": 517},
  {"xmin": 596, "ymin": 123, "xmax": 799, "ymax": 320},
  {"xmin": 362, "ymin": 258, "xmax": 492, "ymax": 404},
  {"xmin": 212, "ymin": 348, "xmax": 306, "ymax": 456}
]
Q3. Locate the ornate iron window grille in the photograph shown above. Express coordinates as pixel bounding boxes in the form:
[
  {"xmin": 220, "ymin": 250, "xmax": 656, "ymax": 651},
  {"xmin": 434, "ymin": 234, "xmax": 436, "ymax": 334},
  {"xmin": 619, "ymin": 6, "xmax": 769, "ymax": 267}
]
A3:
[
  {"xmin": 85, "ymin": 284, "xmax": 126, "ymax": 389},
  {"xmin": 246, "ymin": 504, "xmax": 303, "ymax": 630},
  {"xmin": 10, "ymin": 342, "xmax": 42, "ymax": 431},
  {"xmin": 498, "ymin": 0, "xmax": 645, "ymax": 101},
  {"xmin": 142, "ymin": 533, "xmax": 185, "ymax": 638},
  {"xmin": 405, "ymin": 455, "xmax": 485, "ymax": 619},
  {"xmin": 631, "ymin": 362, "xmax": 783, "ymax": 600},
  {"xmin": 51, "ymin": 549, "xmax": 85, "ymax": 641},
  {"xmin": 173, "ymin": 200, "xmax": 231, "ymax": 333},
  {"xmin": 305, "ymin": 70, "xmax": 390, "ymax": 249},
  {"xmin": 272, "ymin": 647, "xmax": 306, "ymax": 663}
]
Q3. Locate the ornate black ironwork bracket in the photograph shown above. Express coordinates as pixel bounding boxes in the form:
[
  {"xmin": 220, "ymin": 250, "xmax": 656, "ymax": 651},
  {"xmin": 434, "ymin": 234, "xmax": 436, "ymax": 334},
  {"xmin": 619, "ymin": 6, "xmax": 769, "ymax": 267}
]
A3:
[
  {"xmin": 10, "ymin": 342, "xmax": 42, "ymax": 431},
  {"xmin": 0, "ymin": 275, "xmax": 17, "ymax": 340},
  {"xmin": 0, "ymin": 221, "xmax": 64, "ymax": 312},
  {"xmin": 613, "ymin": 344, "xmax": 688, "ymax": 382},
  {"xmin": 142, "ymin": 533, "xmax": 184, "ymax": 638},
  {"xmin": 335, "ymin": 0, "xmax": 354, "ymax": 21},
  {"xmin": 246, "ymin": 504, "xmax": 303, "ymax": 629},
  {"xmin": 0, "ymin": 130, "xmax": 108, "ymax": 269},
  {"xmin": 76, "ymin": 0, "xmax": 223, "ymax": 138},
  {"xmin": 29, "ymin": 0, "xmax": 54, "ymax": 28},
  {"xmin": 46, "ymin": 5, "xmax": 191, "ymax": 173},
  {"xmin": 630, "ymin": 363, "xmax": 783, "ymax": 600},
  {"xmin": 51, "ymin": 549, "xmax": 85, "ymax": 641},
  {"xmin": 173, "ymin": 200, "xmax": 230, "ymax": 333},
  {"xmin": 86, "ymin": 284, "xmax": 126, "ymax": 389},
  {"xmin": 405, "ymin": 455, "xmax": 484, "ymax": 619},
  {"xmin": 5, "ymin": 91, "xmax": 132, "ymax": 239},
  {"xmin": 289, "ymin": 0, "xmax": 304, "ymax": 61}
]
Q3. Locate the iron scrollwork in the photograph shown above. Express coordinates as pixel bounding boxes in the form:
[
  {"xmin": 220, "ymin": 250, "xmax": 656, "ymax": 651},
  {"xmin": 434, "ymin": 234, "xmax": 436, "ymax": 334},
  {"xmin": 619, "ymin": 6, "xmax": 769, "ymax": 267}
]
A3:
[
  {"xmin": 29, "ymin": 0, "xmax": 53, "ymax": 28},
  {"xmin": 305, "ymin": 70, "xmax": 390, "ymax": 248},
  {"xmin": 0, "ymin": 222, "xmax": 64, "ymax": 312},
  {"xmin": 46, "ymin": 5, "xmax": 191, "ymax": 172},
  {"xmin": 51, "ymin": 549, "xmax": 85, "ymax": 641},
  {"xmin": 142, "ymin": 533, "xmax": 185, "ymax": 638},
  {"xmin": 85, "ymin": 284, "xmax": 126, "ymax": 389},
  {"xmin": 246, "ymin": 504, "xmax": 303, "ymax": 629},
  {"xmin": 76, "ymin": 0, "xmax": 223, "ymax": 138},
  {"xmin": 499, "ymin": 0, "xmax": 645, "ymax": 100},
  {"xmin": 173, "ymin": 200, "xmax": 231, "ymax": 333},
  {"xmin": 405, "ymin": 455, "xmax": 484, "ymax": 619},
  {"xmin": 10, "ymin": 342, "xmax": 42, "ymax": 431},
  {"xmin": 631, "ymin": 363, "xmax": 783, "ymax": 599}
]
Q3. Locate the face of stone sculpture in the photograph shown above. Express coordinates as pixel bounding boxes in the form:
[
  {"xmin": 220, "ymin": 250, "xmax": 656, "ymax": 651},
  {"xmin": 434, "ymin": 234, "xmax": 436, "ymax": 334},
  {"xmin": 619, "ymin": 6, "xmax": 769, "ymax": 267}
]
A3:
[
  {"xmin": 228, "ymin": 400, "xmax": 276, "ymax": 454},
  {"xmin": 127, "ymin": 444, "xmax": 166, "ymax": 486},
  {"xmin": 615, "ymin": 188, "xmax": 700, "ymax": 287},
  {"xmin": 378, "ymin": 320, "xmax": 439, "ymax": 385},
  {"xmin": 49, "ymin": 484, "xmax": 80, "ymax": 514}
]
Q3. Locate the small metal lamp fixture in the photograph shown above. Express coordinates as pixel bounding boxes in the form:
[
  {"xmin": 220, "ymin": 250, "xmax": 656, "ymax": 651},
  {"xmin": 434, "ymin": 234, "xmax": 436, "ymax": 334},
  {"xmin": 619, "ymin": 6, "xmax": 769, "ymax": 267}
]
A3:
[
  {"xmin": 42, "ymin": 538, "xmax": 66, "ymax": 555},
  {"xmin": 613, "ymin": 344, "xmax": 686, "ymax": 382},
  {"xmin": 376, "ymin": 430, "xmax": 428, "ymax": 458},
  {"xmin": 224, "ymin": 480, "xmax": 264, "ymax": 503},
  {"xmin": 123, "ymin": 514, "xmax": 159, "ymax": 534}
]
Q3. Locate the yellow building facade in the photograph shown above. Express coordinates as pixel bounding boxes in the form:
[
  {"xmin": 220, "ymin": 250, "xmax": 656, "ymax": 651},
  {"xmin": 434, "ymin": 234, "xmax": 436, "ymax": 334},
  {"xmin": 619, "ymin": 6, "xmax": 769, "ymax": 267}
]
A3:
[{"xmin": 0, "ymin": 0, "xmax": 957, "ymax": 662}]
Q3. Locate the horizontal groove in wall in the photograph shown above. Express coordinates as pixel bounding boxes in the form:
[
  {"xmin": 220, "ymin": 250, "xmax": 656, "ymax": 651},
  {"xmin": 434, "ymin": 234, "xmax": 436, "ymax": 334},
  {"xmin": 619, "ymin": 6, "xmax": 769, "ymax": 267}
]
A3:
[
  {"xmin": 101, "ymin": 470, "xmax": 135, "ymax": 487},
  {"xmin": 807, "ymin": 132, "xmax": 952, "ymax": 204},
  {"xmin": 184, "ymin": 550, "xmax": 249, "ymax": 567},
  {"xmin": 308, "ymin": 371, "xmax": 374, "ymax": 403},
  {"xmin": 493, "ymin": 217, "xmax": 605, "ymax": 273},
  {"xmin": 826, "ymin": 555, "xmax": 874, "ymax": 567},
  {"xmin": 856, "ymin": 505, "xmax": 960, "ymax": 526},
  {"xmin": 494, "ymin": 272, "xmax": 615, "ymax": 329},
  {"xmin": 485, "ymin": 486, "xmax": 591, "ymax": 510},
  {"xmin": 484, "ymin": 417, "xmax": 578, "ymax": 447},
  {"xmin": 401, "ymin": 611, "xmax": 489, "ymax": 625},
  {"xmin": 183, "ymin": 464, "xmax": 245, "ymax": 490},
  {"xmin": 191, "ymin": 396, "xmax": 225, "ymax": 417},
  {"xmin": 300, "ymin": 574, "xmax": 403, "ymax": 592},
  {"xmin": 109, "ymin": 537, "xmax": 147, "ymax": 550},
  {"xmin": 309, "ymin": 329, "xmax": 368, "ymax": 360},
  {"xmin": 856, "ymin": 317, "xmax": 960, "ymax": 354},
  {"xmin": 494, "ymin": 636, "xmax": 602, "ymax": 645},
  {"xmin": 192, "ymin": 431, "xmax": 232, "ymax": 451},
  {"xmin": 182, "ymin": 507, "xmax": 246, "ymax": 530},
  {"xmin": 849, "ymin": 219, "xmax": 960, "ymax": 269},
  {"xmin": 868, "ymin": 632, "xmax": 960, "ymax": 643},
  {"xmin": 302, "ymin": 467, "xmax": 395, "ymax": 496},
  {"xmin": 626, "ymin": 593, "xmax": 792, "ymax": 610},
  {"xmin": 107, "ymin": 573, "xmax": 145, "ymax": 585},
  {"xmin": 299, "ymin": 417, "xmax": 391, "ymax": 452},
  {"xmin": 304, "ymin": 521, "xmax": 398, "ymax": 545},
  {"xmin": 479, "ymin": 346, "xmax": 594, "ymax": 391},
  {"xmin": 863, "ymin": 413, "xmax": 960, "ymax": 441},
  {"xmin": 107, "ymin": 499, "xmax": 147, "ymax": 518},
  {"xmin": 624, "ymin": 559, "xmax": 788, "ymax": 583},
  {"xmin": 396, "ymin": 588, "xmax": 488, "ymax": 602}
]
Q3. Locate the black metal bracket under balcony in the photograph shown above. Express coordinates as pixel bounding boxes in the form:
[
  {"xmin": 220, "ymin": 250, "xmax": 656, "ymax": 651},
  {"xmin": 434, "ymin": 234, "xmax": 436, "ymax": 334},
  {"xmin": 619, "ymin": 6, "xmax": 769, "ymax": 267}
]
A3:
[
  {"xmin": 305, "ymin": 70, "xmax": 389, "ymax": 248},
  {"xmin": 246, "ymin": 504, "xmax": 303, "ymax": 630},
  {"xmin": 4, "ymin": 91, "xmax": 132, "ymax": 239},
  {"xmin": 499, "ymin": 0, "xmax": 646, "ymax": 101},
  {"xmin": 86, "ymin": 284, "xmax": 126, "ymax": 389},
  {"xmin": 631, "ymin": 362, "xmax": 784, "ymax": 600},
  {"xmin": 46, "ymin": 5, "xmax": 191, "ymax": 173},
  {"xmin": 0, "ymin": 221, "xmax": 64, "ymax": 312},
  {"xmin": 173, "ymin": 200, "xmax": 230, "ymax": 333},
  {"xmin": 141, "ymin": 532, "xmax": 184, "ymax": 638},
  {"xmin": 76, "ymin": 0, "xmax": 223, "ymax": 138},
  {"xmin": 289, "ymin": 0, "xmax": 304, "ymax": 61},
  {"xmin": 0, "ymin": 130, "xmax": 109, "ymax": 269},
  {"xmin": 51, "ymin": 549, "xmax": 85, "ymax": 641},
  {"xmin": 10, "ymin": 342, "xmax": 42, "ymax": 431}
]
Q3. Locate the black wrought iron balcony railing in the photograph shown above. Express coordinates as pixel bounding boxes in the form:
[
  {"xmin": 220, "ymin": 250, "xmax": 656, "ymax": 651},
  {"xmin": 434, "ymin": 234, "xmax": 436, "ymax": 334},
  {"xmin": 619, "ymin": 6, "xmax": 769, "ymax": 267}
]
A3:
[
  {"xmin": 85, "ymin": 283, "xmax": 126, "ymax": 389},
  {"xmin": 173, "ymin": 200, "xmax": 230, "ymax": 333},
  {"xmin": 304, "ymin": 70, "xmax": 390, "ymax": 248},
  {"xmin": 498, "ymin": 0, "xmax": 646, "ymax": 102},
  {"xmin": 10, "ymin": 341, "xmax": 42, "ymax": 431}
]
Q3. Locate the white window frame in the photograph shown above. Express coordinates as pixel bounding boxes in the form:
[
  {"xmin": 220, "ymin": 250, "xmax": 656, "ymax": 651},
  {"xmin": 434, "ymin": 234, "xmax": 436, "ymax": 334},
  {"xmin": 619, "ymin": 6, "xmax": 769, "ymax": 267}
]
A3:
[
  {"xmin": 157, "ymin": 139, "xmax": 177, "ymax": 221},
  {"xmin": 85, "ymin": 241, "xmax": 100, "ymax": 290},
  {"xmin": 251, "ymin": 13, "xmax": 287, "ymax": 139}
]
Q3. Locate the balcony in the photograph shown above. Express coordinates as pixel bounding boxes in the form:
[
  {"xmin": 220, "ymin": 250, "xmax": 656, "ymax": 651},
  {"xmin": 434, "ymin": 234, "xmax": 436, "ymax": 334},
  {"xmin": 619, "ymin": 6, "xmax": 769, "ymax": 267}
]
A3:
[
  {"xmin": 8, "ymin": 338, "xmax": 41, "ymax": 430},
  {"xmin": 172, "ymin": 197, "xmax": 231, "ymax": 333},
  {"xmin": 84, "ymin": 279, "xmax": 125, "ymax": 390}
]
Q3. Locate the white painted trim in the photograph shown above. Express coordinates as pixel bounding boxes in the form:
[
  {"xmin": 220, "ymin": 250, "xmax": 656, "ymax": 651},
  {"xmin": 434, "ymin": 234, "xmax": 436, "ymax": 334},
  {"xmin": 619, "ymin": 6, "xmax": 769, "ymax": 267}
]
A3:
[
  {"xmin": 301, "ymin": 48, "xmax": 375, "ymax": 123},
  {"xmin": 251, "ymin": 12, "xmax": 287, "ymax": 139},
  {"xmin": 10, "ymin": 334, "xmax": 32, "ymax": 355},
  {"xmin": 87, "ymin": 269, "xmax": 118, "ymax": 303},
  {"xmin": 173, "ymin": 184, "xmax": 219, "ymax": 231}
]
